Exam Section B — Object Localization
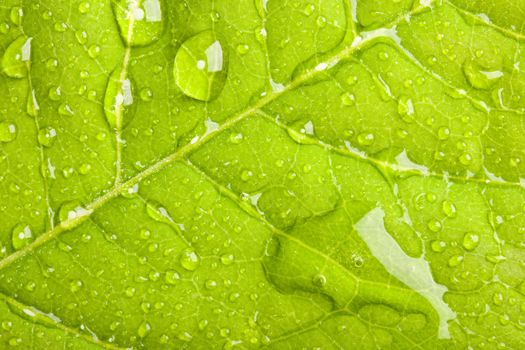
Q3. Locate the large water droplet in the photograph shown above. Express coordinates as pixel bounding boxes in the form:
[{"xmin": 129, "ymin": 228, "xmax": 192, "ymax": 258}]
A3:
[
  {"xmin": 463, "ymin": 60, "xmax": 503, "ymax": 90},
  {"xmin": 104, "ymin": 67, "xmax": 135, "ymax": 129},
  {"xmin": 0, "ymin": 121, "xmax": 17, "ymax": 142},
  {"xmin": 11, "ymin": 223, "xmax": 34, "ymax": 250},
  {"xmin": 173, "ymin": 30, "xmax": 228, "ymax": 101},
  {"xmin": 1, "ymin": 36, "xmax": 32, "ymax": 78},
  {"xmin": 112, "ymin": 0, "xmax": 164, "ymax": 46}
]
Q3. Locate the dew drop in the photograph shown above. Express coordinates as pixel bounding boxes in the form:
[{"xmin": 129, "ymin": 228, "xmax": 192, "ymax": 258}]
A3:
[
  {"xmin": 11, "ymin": 223, "xmax": 34, "ymax": 250},
  {"xmin": 448, "ymin": 255, "xmax": 463, "ymax": 267},
  {"xmin": 78, "ymin": 1, "xmax": 91, "ymax": 14},
  {"xmin": 397, "ymin": 95, "xmax": 414, "ymax": 122},
  {"xmin": 0, "ymin": 121, "xmax": 17, "ymax": 142},
  {"xmin": 357, "ymin": 132, "xmax": 374, "ymax": 146},
  {"xmin": 437, "ymin": 126, "xmax": 450, "ymax": 140},
  {"xmin": 87, "ymin": 45, "xmax": 101, "ymax": 58},
  {"xmin": 164, "ymin": 270, "xmax": 180, "ymax": 285},
  {"xmin": 462, "ymin": 232, "xmax": 480, "ymax": 251},
  {"xmin": 430, "ymin": 240, "xmax": 446, "ymax": 253},
  {"xmin": 69, "ymin": 280, "xmax": 83, "ymax": 293},
  {"xmin": 236, "ymin": 43, "xmax": 249, "ymax": 55},
  {"xmin": 220, "ymin": 253, "xmax": 234, "ymax": 265},
  {"xmin": 137, "ymin": 321, "xmax": 151, "ymax": 338},
  {"xmin": 104, "ymin": 67, "xmax": 135, "ymax": 129},
  {"xmin": 441, "ymin": 200, "xmax": 457, "ymax": 218},
  {"xmin": 179, "ymin": 248, "xmax": 200, "ymax": 271},
  {"xmin": 37, "ymin": 127, "xmax": 57, "ymax": 147},
  {"xmin": 112, "ymin": 0, "xmax": 164, "ymax": 46},
  {"xmin": 10, "ymin": 7, "xmax": 23, "ymax": 26},
  {"xmin": 340, "ymin": 92, "xmax": 355, "ymax": 106},
  {"xmin": 427, "ymin": 219, "xmax": 442, "ymax": 232},
  {"xmin": 312, "ymin": 274, "xmax": 327, "ymax": 288},
  {"xmin": 1, "ymin": 36, "xmax": 31, "ymax": 78},
  {"xmin": 174, "ymin": 31, "xmax": 228, "ymax": 101},
  {"xmin": 463, "ymin": 60, "xmax": 503, "ymax": 90}
]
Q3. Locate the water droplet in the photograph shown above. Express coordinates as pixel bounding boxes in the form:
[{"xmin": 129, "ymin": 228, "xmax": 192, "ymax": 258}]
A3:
[
  {"xmin": 459, "ymin": 153, "xmax": 472, "ymax": 165},
  {"xmin": 2, "ymin": 36, "xmax": 31, "ymax": 78},
  {"xmin": 357, "ymin": 132, "xmax": 374, "ymax": 146},
  {"xmin": 448, "ymin": 255, "xmax": 463, "ymax": 267},
  {"xmin": 236, "ymin": 43, "xmax": 249, "ymax": 55},
  {"xmin": 10, "ymin": 7, "xmax": 23, "ymax": 26},
  {"xmin": 75, "ymin": 30, "xmax": 88, "ymax": 45},
  {"xmin": 146, "ymin": 202, "xmax": 173, "ymax": 223},
  {"xmin": 0, "ymin": 121, "xmax": 17, "ymax": 142},
  {"xmin": 463, "ymin": 60, "xmax": 503, "ymax": 90},
  {"xmin": 220, "ymin": 253, "xmax": 234, "ymax": 265},
  {"xmin": 58, "ymin": 201, "xmax": 90, "ymax": 226},
  {"xmin": 137, "ymin": 321, "xmax": 151, "ymax": 338},
  {"xmin": 205, "ymin": 279, "xmax": 217, "ymax": 289},
  {"xmin": 87, "ymin": 45, "xmax": 100, "ymax": 58},
  {"xmin": 139, "ymin": 87, "xmax": 153, "ymax": 101},
  {"xmin": 165, "ymin": 270, "xmax": 180, "ymax": 285},
  {"xmin": 441, "ymin": 200, "xmax": 457, "ymax": 218},
  {"xmin": 112, "ymin": 0, "xmax": 163, "ymax": 46},
  {"xmin": 340, "ymin": 92, "xmax": 355, "ymax": 106},
  {"xmin": 437, "ymin": 126, "xmax": 450, "ymax": 140},
  {"xmin": 78, "ymin": 1, "xmax": 91, "ymax": 14},
  {"xmin": 240, "ymin": 169, "xmax": 253, "ymax": 181},
  {"xmin": 179, "ymin": 249, "xmax": 200, "ymax": 271},
  {"xmin": 178, "ymin": 331, "xmax": 193, "ymax": 342},
  {"xmin": 37, "ymin": 127, "xmax": 57, "ymax": 147},
  {"xmin": 104, "ymin": 67, "xmax": 135, "ymax": 129},
  {"xmin": 462, "ymin": 232, "xmax": 480, "ymax": 251},
  {"xmin": 174, "ymin": 31, "xmax": 228, "ymax": 101},
  {"xmin": 430, "ymin": 240, "xmax": 446, "ymax": 253},
  {"xmin": 427, "ymin": 219, "xmax": 442, "ymax": 232},
  {"xmin": 69, "ymin": 280, "xmax": 83, "ymax": 292},
  {"xmin": 11, "ymin": 224, "xmax": 34, "ymax": 250},
  {"xmin": 397, "ymin": 95, "xmax": 415, "ymax": 122},
  {"xmin": 312, "ymin": 274, "xmax": 326, "ymax": 287}
]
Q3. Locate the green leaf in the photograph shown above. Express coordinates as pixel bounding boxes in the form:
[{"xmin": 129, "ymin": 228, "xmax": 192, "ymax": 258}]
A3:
[{"xmin": 0, "ymin": 0, "xmax": 524, "ymax": 349}]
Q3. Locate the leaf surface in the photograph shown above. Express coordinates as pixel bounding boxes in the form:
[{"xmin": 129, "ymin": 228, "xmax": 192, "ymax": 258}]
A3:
[{"xmin": 0, "ymin": 0, "xmax": 524, "ymax": 349}]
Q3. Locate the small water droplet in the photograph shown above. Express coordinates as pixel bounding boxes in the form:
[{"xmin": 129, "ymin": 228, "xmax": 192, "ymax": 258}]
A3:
[
  {"xmin": 0, "ymin": 121, "xmax": 17, "ymax": 142},
  {"xmin": 220, "ymin": 253, "xmax": 234, "ymax": 265},
  {"xmin": 340, "ymin": 92, "xmax": 355, "ymax": 106},
  {"xmin": 462, "ymin": 232, "xmax": 480, "ymax": 251},
  {"xmin": 174, "ymin": 31, "xmax": 228, "ymax": 101},
  {"xmin": 37, "ymin": 127, "xmax": 57, "ymax": 147},
  {"xmin": 437, "ymin": 126, "xmax": 450, "ymax": 140},
  {"xmin": 430, "ymin": 240, "xmax": 446, "ymax": 252},
  {"xmin": 441, "ymin": 200, "xmax": 457, "ymax": 218},
  {"xmin": 137, "ymin": 321, "xmax": 151, "ymax": 338},
  {"xmin": 448, "ymin": 255, "xmax": 463, "ymax": 267},
  {"xmin": 69, "ymin": 280, "xmax": 83, "ymax": 292},
  {"xmin": 357, "ymin": 132, "xmax": 374, "ymax": 146},
  {"xmin": 78, "ymin": 1, "xmax": 91, "ymax": 14},
  {"xmin": 312, "ymin": 274, "xmax": 326, "ymax": 287},
  {"xmin": 165, "ymin": 270, "xmax": 180, "ymax": 285},
  {"xmin": 397, "ymin": 95, "xmax": 415, "ymax": 122},
  {"xmin": 11, "ymin": 223, "xmax": 34, "ymax": 250},
  {"xmin": 427, "ymin": 219, "xmax": 442, "ymax": 232},
  {"xmin": 179, "ymin": 249, "xmax": 200, "ymax": 271}
]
